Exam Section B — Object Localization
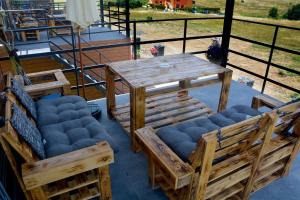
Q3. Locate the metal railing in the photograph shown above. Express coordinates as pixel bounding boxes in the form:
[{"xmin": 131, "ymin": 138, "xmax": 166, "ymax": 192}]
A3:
[
  {"xmin": 228, "ymin": 18, "xmax": 300, "ymax": 94},
  {"xmin": 1, "ymin": 16, "xmax": 299, "ymax": 99}
]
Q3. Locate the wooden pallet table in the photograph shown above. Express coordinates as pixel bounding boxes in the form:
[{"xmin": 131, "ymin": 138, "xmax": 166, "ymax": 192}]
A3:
[{"xmin": 106, "ymin": 54, "xmax": 232, "ymax": 151}]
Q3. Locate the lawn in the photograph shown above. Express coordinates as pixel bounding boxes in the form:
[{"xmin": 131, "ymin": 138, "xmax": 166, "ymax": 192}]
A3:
[{"xmin": 196, "ymin": 0, "xmax": 300, "ymax": 18}]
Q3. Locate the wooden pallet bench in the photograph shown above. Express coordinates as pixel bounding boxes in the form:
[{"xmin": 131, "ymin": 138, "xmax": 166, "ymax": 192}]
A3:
[
  {"xmin": 136, "ymin": 95, "xmax": 300, "ymax": 200},
  {"xmin": 0, "ymin": 74, "xmax": 114, "ymax": 200}
]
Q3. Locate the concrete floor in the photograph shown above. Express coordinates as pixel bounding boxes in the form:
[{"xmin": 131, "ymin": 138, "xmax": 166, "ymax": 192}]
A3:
[{"xmin": 91, "ymin": 80, "xmax": 300, "ymax": 200}]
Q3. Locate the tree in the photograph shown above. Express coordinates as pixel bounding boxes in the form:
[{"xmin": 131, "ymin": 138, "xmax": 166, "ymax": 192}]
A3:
[
  {"xmin": 283, "ymin": 4, "xmax": 300, "ymax": 20},
  {"xmin": 269, "ymin": 7, "xmax": 278, "ymax": 18}
]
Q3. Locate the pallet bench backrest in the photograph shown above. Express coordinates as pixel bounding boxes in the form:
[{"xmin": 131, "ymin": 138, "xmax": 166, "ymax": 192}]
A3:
[
  {"xmin": 187, "ymin": 112, "xmax": 277, "ymax": 200},
  {"xmin": 1, "ymin": 74, "xmax": 39, "ymax": 163}
]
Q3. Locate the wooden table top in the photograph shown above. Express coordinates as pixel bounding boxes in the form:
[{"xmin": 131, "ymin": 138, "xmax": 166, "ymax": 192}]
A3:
[{"xmin": 108, "ymin": 54, "xmax": 230, "ymax": 88}]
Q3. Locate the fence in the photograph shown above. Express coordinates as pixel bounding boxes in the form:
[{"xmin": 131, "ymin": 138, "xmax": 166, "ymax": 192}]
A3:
[{"xmin": 0, "ymin": 15, "xmax": 299, "ymax": 99}]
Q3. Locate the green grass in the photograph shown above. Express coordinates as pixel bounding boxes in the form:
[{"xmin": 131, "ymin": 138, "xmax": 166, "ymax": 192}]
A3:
[{"xmin": 195, "ymin": 0, "xmax": 300, "ymax": 18}]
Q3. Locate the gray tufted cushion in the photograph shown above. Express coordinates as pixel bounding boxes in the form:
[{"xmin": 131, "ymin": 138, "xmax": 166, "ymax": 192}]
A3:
[
  {"xmin": 157, "ymin": 105, "xmax": 261, "ymax": 162},
  {"xmin": 11, "ymin": 78, "xmax": 37, "ymax": 120},
  {"xmin": 11, "ymin": 104, "xmax": 45, "ymax": 159},
  {"xmin": 39, "ymin": 116, "xmax": 118, "ymax": 158},
  {"xmin": 36, "ymin": 95, "xmax": 90, "ymax": 127}
]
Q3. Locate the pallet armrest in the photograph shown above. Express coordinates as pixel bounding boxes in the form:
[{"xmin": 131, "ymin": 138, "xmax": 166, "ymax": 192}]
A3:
[
  {"xmin": 252, "ymin": 94, "xmax": 282, "ymax": 109},
  {"xmin": 22, "ymin": 141, "xmax": 114, "ymax": 190},
  {"xmin": 136, "ymin": 127, "xmax": 194, "ymax": 189},
  {"xmin": 24, "ymin": 70, "xmax": 70, "ymax": 97}
]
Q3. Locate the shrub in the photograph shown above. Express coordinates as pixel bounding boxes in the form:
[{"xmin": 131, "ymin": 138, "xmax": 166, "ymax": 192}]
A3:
[
  {"xmin": 283, "ymin": 4, "xmax": 300, "ymax": 20},
  {"xmin": 115, "ymin": 0, "xmax": 147, "ymax": 8},
  {"xmin": 269, "ymin": 7, "xmax": 278, "ymax": 18}
]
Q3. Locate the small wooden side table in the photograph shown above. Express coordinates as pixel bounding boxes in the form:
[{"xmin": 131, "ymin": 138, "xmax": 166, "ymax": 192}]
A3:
[{"xmin": 106, "ymin": 54, "xmax": 232, "ymax": 151}]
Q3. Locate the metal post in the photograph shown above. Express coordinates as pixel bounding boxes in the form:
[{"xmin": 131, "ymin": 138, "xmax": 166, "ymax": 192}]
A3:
[
  {"xmin": 182, "ymin": 19, "xmax": 187, "ymax": 53},
  {"xmin": 117, "ymin": 4, "xmax": 120, "ymax": 32},
  {"xmin": 133, "ymin": 21, "xmax": 137, "ymax": 60},
  {"xmin": 125, "ymin": 0, "xmax": 130, "ymax": 38},
  {"xmin": 261, "ymin": 26, "xmax": 279, "ymax": 93},
  {"xmin": 108, "ymin": 4, "xmax": 111, "ymax": 28},
  {"xmin": 70, "ymin": 27, "xmax": 80, "ymax": 96},
  {"xmin": 221, "ymin": 0, "xmax": 235, "ymax": 67},
  {"xmin": 100, "ymin": 0, "xmax": 104, "ymax": 27}
]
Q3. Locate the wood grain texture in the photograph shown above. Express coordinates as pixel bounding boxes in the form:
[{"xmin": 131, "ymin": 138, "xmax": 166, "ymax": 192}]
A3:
[
  {"xmin": 108, "ymin": 54, "xmax": 228, "ymax": 88},
  {"xmin": 22, "ymin": 141, "xmax": 113, "ymax": 190},
  {"xmin": 218, "ymin": 69, "xmax": 232, "ymax": 112}
]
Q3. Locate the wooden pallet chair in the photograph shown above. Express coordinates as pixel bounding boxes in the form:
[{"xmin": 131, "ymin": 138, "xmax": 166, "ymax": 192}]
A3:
[
  {"xmin": 137, "ymin": 97, "xmax": 300, "ymax": 200},
  {"xmin": 13, "ymin": 69, "xmax": 71, "ymax": 99},
  {"xmin": 0, "ymin": 75, "xmax": 114, "ymax": 200}
]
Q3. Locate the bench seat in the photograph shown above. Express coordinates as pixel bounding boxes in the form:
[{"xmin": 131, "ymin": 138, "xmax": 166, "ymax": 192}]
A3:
[
  {"xmin": 9, "ymin": 77, "xmax": 118, "ymax": 158},
  {"xmin": 40, "ymin": 116, "xmax": 117, "ymax": 158},
  {"xmin": 36, "ymin": 95, "xmax": 90, "ymax": 127},
  {"xmin": 157, "ymin": 105, "xmax": 261, "ymax": 161}
]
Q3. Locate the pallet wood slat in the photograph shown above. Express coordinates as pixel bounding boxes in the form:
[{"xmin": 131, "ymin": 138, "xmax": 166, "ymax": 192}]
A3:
[
  {"xmin": 113, "ymin": 94, "xmax": 212, "ymax": 133},
  {"xmin": 46, "ymin": 170, "xmax": 98, "ymax": 198}
]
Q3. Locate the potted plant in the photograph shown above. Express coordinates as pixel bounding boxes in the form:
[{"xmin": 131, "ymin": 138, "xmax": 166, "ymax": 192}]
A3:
[{"xmin": 206, "ymin": 38, "xmax": 223, "ymax": 64}]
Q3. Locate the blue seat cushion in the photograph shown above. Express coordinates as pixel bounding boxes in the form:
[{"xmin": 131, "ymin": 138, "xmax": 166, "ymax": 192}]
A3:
[
  {"xmin": 36, "ymin": 95, "xmax": 90, "ymax": 127},
  {"xmin": 39, "ymin": 116, "xmax": 118, "ymax": 158},
  {"xmin": 157, "ymin": 105, "xmax": 261, "ymax": 162},
  {"xmin": 11, "ymin": 78, "xmax": 37, "ymax": 120},
  {"xmin": 11, "ymin": 104, "xmax": 45, "ymax": 159}
]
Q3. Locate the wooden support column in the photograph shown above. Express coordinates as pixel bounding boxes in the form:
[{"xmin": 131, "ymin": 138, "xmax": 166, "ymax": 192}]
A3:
[
  {"xmin": 130, "ymin": 86, "xmax": 146, "ymax": 152},
  {"xmin": 30, "ymin": 187, "xmax": 47, "ymax": 200},
  {"xmin": 282, "ymin": 117, "xmax": 300, "ymax": 176},
  {"xmin": 148, "ymin": 155, "xmax": 157, "ymax": 189},
  {"xmin": 189, "ymin": 134, "xmax": 217, "ymax": 200},
  {"xmin": 98, "ymin": 166, "xmax": 112, "ymax": 200},
  {"xmin": 0, "ymin": 136, "xmax": 32, "ymax": 200},
  {"xmin": 242, "ymin": 113, "xmax": 277, "ymax": 199},
  {"xmin": 179, "ymin": 79, "xmax": 191, "ymax": 97},
  {"xmin": 218, "ymin": 69, "xmax": 232, "ymax": 112},
  {"xmin": 106, "ymin": 66, "xmax": 116, "ymax": 118}
]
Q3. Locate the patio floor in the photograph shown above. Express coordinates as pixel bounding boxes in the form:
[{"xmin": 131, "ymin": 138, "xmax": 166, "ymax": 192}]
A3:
[{"xmin": 90, "ymin": 80, "xmax": 300, "ymax": 200}]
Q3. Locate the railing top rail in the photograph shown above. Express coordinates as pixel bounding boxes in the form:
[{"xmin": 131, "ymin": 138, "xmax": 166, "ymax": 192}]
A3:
[{"xmin": 233, "ymin": 18, "xmax": 300, "ymax": 31}]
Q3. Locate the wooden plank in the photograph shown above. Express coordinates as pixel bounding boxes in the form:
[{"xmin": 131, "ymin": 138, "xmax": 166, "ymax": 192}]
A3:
[
  {"xmin": 218, "ymin": 69, "xmax": 232, "ymax": 112},
  {"xmin": 255, "ymin": 161, "xmax": 285, "ymax": 183},
  {"xmin": 209, "ymin": 183, "xmax": 244, "ymax": 200},
  {"xmin": 281, "ymin": 117, "xmax": 300, "ymax": 176},
  {"xmin": 189, "ymin": 134, "xmax": 217, "ymax": 200},
  {"xmin": 251, "ymin": 94, "xmax": 282, "ymax": 109},
  {"xmin": 98, "ymin": 166, "xmax": 112, "ymax": 200},
  {"xmin": 46, "ymin": 171, "xmax": 99, "ymax": 198},
  {"xmin": 130, "ymin": 87, "xmax": 146, "ymax": 151},
  {"xmin": 115, "ymin": 98, "xmax": 201, "ymax": 122},
  {"xmin": 205, "ymin": 166, "xmax": 251, "ymax": 199},
  {"xmin": 30, "ymin": 187, "xmax": 47, "ymax": 200},
  {"xmin": 108, "ymin": 54, "xmax": 227, "ymax": 88},
  {"xmin": 106, "ymin": 66, "xmax": 116, "ymax": 117},
  {"xmin": 22, "ymin": 142, "xmax": 114, "ymax": 190},
  {"xmin": 252, "ymin": 172, "xmax": 281, "ymax": 192},
  {"xmin": 241, "ymin": 113, "xmax": 277, "ymax": 199},
  {"xmin": 136, "ymin": 127, "xmax": 194, "ymax": 189}
]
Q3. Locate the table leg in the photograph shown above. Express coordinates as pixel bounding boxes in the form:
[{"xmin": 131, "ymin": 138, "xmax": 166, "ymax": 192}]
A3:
[
  {"xmin": 106, "ymin": 67, "xmax": 116, "ymax": 118},
  {"xmin": 130, "ymin": 86, "xmax": 146, "ymax": 152},
  {"xmin": 218, "ymin": 69, "xmax": 232, "ymax": 112},
  {"xmin": 179, "ymin": 80, "xmax": 191, "ymax": 97}
]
